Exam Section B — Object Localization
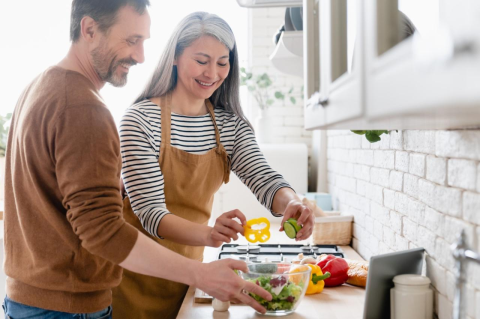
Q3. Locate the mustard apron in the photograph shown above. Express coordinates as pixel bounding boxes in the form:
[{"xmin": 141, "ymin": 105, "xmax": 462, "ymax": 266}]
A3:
[{"xmin": 112, "ymin": 94, "xmax": 230, "ymax": 319}]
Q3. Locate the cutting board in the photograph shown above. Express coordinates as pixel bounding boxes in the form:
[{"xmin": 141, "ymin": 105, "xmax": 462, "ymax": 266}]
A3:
[{"xmin": 194, "ymin": 288, "xmax": 213, "ymax": 303}]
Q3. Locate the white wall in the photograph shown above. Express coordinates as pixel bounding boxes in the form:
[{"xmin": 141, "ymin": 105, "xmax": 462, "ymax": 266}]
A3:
[
  {"xmin": 248, "ymin": 8, "xmax": 312, "ymax": 150},
  {"xmin": 326, "ymin": 129, "xmax": 480, "ymax": 319}
]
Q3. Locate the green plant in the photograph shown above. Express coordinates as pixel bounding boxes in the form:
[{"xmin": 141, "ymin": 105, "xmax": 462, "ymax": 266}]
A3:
[
  {"xmin": 0, "ymin": 113, "xmax": 12, "ymax": 157},
  {"xmin": 240, "ymin": 67, "xmax": 300, "ymax": 110},
  {"xmin": 351, "ymin": 130, "xmax": 390, "ymax": 143}
]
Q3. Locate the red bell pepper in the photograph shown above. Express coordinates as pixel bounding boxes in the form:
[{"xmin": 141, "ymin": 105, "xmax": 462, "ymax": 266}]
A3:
[{"xmin": 316, "ymin": 254, "xmax": 349, "ymax": 287}]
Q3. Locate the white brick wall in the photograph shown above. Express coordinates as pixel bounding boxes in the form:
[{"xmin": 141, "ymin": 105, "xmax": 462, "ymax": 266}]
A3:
[
  {"xmin": 327, "ymin": 129, "xmax": 480, "ymax": 319},
  {"xmin": 448, "ymin": 159, "xmax": 477, "ymax": 191},
  {"xmin": 427, "ymin": 155, "xmax": 447, "ymax": 185},
  {"xmin": 248, "ymin": 8, "xmax": 311, "ymax": 150}
]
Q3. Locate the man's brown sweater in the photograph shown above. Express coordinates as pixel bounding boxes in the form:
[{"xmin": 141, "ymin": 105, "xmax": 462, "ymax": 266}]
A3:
[{"xmin": 4, "ymin": 66, "xmax": 138, "ymax": 313}]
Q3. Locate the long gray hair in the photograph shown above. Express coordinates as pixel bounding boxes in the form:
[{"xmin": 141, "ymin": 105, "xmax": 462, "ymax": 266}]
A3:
[{"xmin": 135, "ymin": 11, "xmax": 252, "ymax": 129}]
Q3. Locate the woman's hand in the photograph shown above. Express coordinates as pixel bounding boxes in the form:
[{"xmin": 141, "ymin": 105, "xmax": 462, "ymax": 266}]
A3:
[
  {"xmin": 206, "ymin": 209, "xmax": 247, "ymax": 247},
  {"xmin": 279, "ymin": 199, "xmax": 314, "ymax": 241}
]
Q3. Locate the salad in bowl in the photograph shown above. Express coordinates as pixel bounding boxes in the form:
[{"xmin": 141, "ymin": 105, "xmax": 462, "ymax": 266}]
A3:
[{"xmin": 239, "ymin": 263, "xmax": 311, "ymax": 316}]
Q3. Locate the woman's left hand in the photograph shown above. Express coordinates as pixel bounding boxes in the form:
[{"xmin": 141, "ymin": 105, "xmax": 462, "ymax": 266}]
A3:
[{"xmin": 279, "ymin": 199, "xmax": 314, "ymax": 241}]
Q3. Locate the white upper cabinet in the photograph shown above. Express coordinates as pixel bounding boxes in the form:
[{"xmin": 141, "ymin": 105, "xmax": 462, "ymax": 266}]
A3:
[
  {"xmin": 303, "ymin": 0, "xmax": 325, "ymax": 129},
  {"xmin": 322, "ymin": 0, "xmax": 363, "ymax": 127},
  {"xmin": 304, "ymin": 0, "xmax": 364, "ymax": 129},
  {"xmin": 303, "ymin": 0, "xmax": 480, "ymax": 129}
]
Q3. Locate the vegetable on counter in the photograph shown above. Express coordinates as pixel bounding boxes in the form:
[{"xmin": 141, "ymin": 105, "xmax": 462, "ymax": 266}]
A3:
[
  {"xmin": 292, "ymin": 253, "xmax": 318, "ymax": 265},
  {"xmin": 290, "ymin": 264, "xmax": 330, "ymax": 295},
  {"xmin": 244, "ymin": 217, "xmax": 271, "ymax": 243},
  {"xmin": 316, "ymin": 254, "xmax": 349, "ymax": 287}
]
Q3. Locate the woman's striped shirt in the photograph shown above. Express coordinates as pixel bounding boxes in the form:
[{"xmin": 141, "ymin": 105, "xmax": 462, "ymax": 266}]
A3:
[{"xmin": 119, "ymin": 99, "xmax": 292, "ymax": 238}]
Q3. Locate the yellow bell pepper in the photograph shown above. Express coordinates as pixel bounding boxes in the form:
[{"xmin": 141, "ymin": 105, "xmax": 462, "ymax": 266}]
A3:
[
  {"xmin": 243, "ymin": 217, "xmax": 270, "ymax": 243},
  {"xmin": 288, "ymin": 265, "xmax": 309, "ymax": 285},
  {"xmin": 291, "ymin": 264, "xmax": 331, "ymax": 295}
]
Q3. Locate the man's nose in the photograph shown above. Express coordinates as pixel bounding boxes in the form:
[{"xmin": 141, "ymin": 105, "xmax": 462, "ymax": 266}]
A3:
[{"xmin": 132, "ymin": 44, "xmax": 145, "ymax": 64}]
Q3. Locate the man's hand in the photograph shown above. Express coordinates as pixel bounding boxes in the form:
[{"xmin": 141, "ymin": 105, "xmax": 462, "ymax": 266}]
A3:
[
  {"xmin": 279, "ymin": 199, "xmax": 314, "ymax": 241},
  {"xmin": 195, "ymin": 259, "xmax": 272, "ymax": 314},
  {"xmin": 206, "ymin": 209, "xmax": 247, "ymax": 247}
]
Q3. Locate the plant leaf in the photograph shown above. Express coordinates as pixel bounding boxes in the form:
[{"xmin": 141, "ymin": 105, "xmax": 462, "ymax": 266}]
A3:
[
  {"xmin": 373, "ymin": 130, "xmax": 388, "ymax": 136},
  {"xmin": 351, "ymin": 130, "xmax": 366, "ymax": 135},
  {"xmin": 365, "ymin": 131, "xmax": 381, "ymax": 143},
  {"xmin": 274, "ymin": 91, "xmax": 284, "ymax": 99},
  {"xmin": 290, "ymin": 97, "xmax": 296, "ymax": 104},
  {"xmin": 267, "ymin": 99, "xmax": 275, "ymax": 106}
]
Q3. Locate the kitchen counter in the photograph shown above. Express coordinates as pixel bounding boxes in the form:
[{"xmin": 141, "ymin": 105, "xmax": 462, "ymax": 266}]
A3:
[{"xmin": 177, "ymin": 245, "xmax": 366, "ymax": 319}]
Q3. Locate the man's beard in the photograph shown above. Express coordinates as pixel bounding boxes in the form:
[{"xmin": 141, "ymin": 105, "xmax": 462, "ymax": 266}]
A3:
[{"xmin": 91, "ymin": 45, "xmax": 136, "ymax": 87}]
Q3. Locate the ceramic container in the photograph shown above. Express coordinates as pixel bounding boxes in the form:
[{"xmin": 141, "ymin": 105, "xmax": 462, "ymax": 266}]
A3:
[{"xmin": 391, "ymin": 274, "xmax": 433, "ymax": 319}]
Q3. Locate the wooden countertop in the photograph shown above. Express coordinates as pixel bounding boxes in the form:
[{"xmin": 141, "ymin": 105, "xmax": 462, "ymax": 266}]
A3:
[{"xmin": 177, "ymin": 246, "xmax": 366, "ymax": 319}]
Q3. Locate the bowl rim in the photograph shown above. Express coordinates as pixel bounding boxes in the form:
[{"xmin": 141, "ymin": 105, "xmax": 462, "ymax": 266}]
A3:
[{"xmin": 244, "ymin": 262, "xmax": 312, "ymax": 275}]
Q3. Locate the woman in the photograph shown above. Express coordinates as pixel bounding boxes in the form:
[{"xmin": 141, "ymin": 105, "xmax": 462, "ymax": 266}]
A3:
[{"xmin": 112, "ymin": 12, "xmax": 314, "ymax": 319}]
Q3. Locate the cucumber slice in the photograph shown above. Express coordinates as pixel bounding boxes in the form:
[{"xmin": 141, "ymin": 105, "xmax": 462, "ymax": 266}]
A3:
[
  {"xmin": 287, "ymin": 218, "xmax": 302, "ymax": 233},
  {"xmin": 283, "ymin": 221, "xmax": 297, "ymax": 239}
]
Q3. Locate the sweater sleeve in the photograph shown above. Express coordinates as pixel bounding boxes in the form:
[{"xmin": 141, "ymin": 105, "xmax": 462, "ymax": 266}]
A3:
[
  {"xmin": 54, "ymin": 103, "xmax": 138, "ymax": 264},
  {"xmin": 119, "ymin": 107, "xmax": 171, "ymax": 239},
  {"xmin": 229, "ymin": 117, "xmax": 294, "ymax": 216}
]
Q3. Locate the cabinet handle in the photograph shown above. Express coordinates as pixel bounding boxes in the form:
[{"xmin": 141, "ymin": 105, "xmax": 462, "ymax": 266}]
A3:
[
  {"xmin": 318, "ymin": 97, "xmax": 329, "ymax": 107},
  {"xmin": 307, "ymin": 92, "xmax": 329, "ymax": 108}
]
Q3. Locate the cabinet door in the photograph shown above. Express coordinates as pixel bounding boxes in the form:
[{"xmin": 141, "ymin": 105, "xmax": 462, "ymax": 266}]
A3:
[
  {"xmin": 304, "ymin": 0, "xmax": 364, "ymax": 129},
  {"xmin": 322, "ymin": 0, "xmax": 364, "ymax": 126},
  {"xmin": 364, "ymin": 0, "xmax": 480, "ymax": 129},
  {"xmin": 303, "ymin": 0, "xmax": 325, "ymax": 129}
]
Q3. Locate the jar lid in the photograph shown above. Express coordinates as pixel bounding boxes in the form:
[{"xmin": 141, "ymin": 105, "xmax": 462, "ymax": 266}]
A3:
[{"xmin": 393, "ymin": 274, "xmax": 431, "ymax": 286}]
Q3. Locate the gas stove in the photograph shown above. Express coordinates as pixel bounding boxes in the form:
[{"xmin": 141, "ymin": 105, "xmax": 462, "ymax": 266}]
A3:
[
  {"xmin": 217, "ymin": 243, "xmax": 344, "ymax": 263},
  {"xmin": 194, "ymin": 243, "xmax": 345, "ymax": 303}
]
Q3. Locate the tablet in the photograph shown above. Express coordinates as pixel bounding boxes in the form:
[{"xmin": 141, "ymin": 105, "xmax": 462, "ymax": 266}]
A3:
[{"xmin": 363, "ymin": 248, "xmax": 425, "ymax": 319}]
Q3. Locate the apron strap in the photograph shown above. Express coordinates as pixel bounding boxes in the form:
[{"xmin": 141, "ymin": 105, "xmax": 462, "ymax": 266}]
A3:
[
  {"xmin": 205, "ymin": 99, "xmax": 222, "ymax": 150},
  {"xmin": 205, "ymin": 99, "xmax": 230, "ymax": 184},
  {"xmin": 151, "ymin": 95, "xmax": 172, "ymax": 150}
]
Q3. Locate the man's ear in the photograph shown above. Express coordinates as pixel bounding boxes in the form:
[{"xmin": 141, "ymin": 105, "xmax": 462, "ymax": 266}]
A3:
[{"xmin": 80, "ymin": 16, "xmax": 98, "ymax": 43}]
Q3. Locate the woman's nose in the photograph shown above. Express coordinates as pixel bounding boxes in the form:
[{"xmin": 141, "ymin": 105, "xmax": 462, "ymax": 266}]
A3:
[{"xmin": 203, "ymin": 64, "xmax": 217, "ymax": 79}]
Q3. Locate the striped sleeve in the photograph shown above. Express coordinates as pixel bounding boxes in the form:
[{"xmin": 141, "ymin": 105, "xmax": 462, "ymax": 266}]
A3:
[
  {"xmin": 119, "ymin": 100, "xmax": 295, "ymax": 235},
  {"xmin": 119, "ymin": 105, "xmax": 170, "ymax": 239},
  {"xmin": 225, "ymin": 116, "xmax": 294, "ymax": 216}
]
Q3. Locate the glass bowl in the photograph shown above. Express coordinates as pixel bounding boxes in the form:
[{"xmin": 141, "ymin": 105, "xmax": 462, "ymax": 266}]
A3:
[{"xmin": 239, "ymin": 263, "xmax": 311, "ymax": 316}]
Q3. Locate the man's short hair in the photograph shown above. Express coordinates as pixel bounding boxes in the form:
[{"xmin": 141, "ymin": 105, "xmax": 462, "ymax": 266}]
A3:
[{"xmin": 70, "ymin": 0, "xmax": 150, "ymax": 42}]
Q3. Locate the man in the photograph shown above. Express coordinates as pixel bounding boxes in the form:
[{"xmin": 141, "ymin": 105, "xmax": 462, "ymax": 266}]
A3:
[{"xmin": 3, "ymin": 0, "xmax": 271, "ymax": 318}]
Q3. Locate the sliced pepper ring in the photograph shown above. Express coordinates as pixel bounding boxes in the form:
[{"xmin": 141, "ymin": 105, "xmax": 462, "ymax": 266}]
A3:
[{"xmin": 243, "ymin": 217, "xmax": 271, "ymax": 243}]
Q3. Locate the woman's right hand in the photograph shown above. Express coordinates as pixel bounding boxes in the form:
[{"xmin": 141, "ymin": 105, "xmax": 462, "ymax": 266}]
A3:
[{"xmin": 207, "ymin": 209, "xmax": 247, "ymax": 247}]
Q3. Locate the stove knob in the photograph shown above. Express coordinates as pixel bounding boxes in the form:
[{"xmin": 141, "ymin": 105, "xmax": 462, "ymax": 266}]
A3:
[{"xmin": 263, "ymin": 257, "xmax": 270, "ymax": 263}]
